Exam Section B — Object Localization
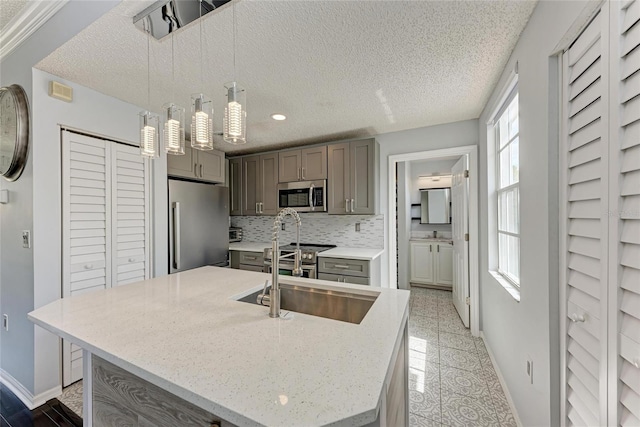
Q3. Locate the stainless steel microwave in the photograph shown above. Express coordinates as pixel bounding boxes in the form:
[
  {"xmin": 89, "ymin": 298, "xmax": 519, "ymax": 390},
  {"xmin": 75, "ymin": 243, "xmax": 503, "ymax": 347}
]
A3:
[{"xmin": 277, "ymin": 180, "xmax": 327, "ymax": 212}]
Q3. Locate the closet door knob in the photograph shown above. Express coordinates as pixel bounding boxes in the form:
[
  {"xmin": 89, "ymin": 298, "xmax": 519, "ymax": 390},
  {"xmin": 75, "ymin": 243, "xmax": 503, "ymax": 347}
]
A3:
[
  {"xmin": 84, "ymin": 264, "xmax": 93, "ymax": 270},
  {"xmin": 569, "ymin": 313, "xmax": 586, "ymax": 323},
  {"xmin": 128, "ymin": 258, "xmax": 136, "ymax": 263}
]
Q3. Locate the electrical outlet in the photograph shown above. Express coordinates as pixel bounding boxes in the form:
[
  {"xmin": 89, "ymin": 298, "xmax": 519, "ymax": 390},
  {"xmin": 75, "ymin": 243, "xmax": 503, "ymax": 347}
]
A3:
[
  {"xmin": 526, "ymin": 358, "xmax": 534, "ymax": 384},
  {"xmin": 355, "ymin": 222, "xmax": 361, "ymax": 232},
  {"xmin": 22, "ymin": 230, "xmax": 31, "ymax": 248},
  {"xmin": 3, "ymin": 314, "xmax": 8, "ymax": 331}
]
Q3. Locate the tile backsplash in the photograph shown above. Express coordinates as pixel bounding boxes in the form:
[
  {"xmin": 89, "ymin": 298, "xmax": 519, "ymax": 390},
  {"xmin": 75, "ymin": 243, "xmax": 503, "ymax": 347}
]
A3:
[{"xmin": 231, "ymin": 214, "xmax": 384, "ymax": 248}]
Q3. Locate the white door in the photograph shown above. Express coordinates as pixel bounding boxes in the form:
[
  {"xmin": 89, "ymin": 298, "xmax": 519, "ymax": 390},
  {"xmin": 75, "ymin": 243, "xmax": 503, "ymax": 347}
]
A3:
[
  {"xmin": 560, "ymin": 10, "xmax": 608, "ymax": 426},
  {"xmin": 451, "ymin": 156, "xmax": 469, "ymax": 327},
  {"xmin": 111, "ymin": 144, "xmax": 150, "ymax": 286},
  {"xmin": 62, "ymin": 132, "xmax": 150, "ymax": 386},
  {"xmin": 62, "ymin": 131, "xmax": 112, "ymax": 386}
]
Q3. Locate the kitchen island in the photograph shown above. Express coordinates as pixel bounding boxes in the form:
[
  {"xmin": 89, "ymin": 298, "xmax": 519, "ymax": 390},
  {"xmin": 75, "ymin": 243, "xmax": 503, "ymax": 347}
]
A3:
[{"xmin": 28, "ymin": 267, "xmax": 409, "ymax": 427}]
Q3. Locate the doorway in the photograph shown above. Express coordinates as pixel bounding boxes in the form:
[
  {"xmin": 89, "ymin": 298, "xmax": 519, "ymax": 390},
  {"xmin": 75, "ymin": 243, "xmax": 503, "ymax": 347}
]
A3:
[{"xmin": 388, "ymin": 145, "xmax": 479, "ymax": 336}]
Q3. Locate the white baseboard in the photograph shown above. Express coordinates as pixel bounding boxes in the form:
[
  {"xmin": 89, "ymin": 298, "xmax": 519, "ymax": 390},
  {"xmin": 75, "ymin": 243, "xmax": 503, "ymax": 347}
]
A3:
[
  {"xmin": 479, "ymin": 331, "xmax": 523, "ymax": 427},
  {"xmin": 0, "ymin": 368, "xmax": 61, "ymax": 410}
]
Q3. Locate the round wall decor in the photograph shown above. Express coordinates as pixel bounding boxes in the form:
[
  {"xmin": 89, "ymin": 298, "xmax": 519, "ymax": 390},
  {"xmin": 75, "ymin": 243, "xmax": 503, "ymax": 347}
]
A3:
[{"xmin": 0, "ymin": 84, "xmax": 30, "ymax": 182}]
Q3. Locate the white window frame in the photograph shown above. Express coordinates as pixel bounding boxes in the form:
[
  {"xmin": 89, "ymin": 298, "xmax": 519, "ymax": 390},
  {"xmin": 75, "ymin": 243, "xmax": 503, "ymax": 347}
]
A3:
[
  {"xmin": 494, "ymin": 87, "xmax": 520, "ymax": 288},
  {"xmin": 486, "ymin": 71, "xmax": 521, "ymax": 300}
]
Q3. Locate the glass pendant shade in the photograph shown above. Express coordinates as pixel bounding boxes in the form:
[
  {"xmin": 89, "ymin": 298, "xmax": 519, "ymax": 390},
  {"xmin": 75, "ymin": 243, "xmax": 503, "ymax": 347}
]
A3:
[
  {"xmin": 163, "ymin": 103, "xmax": 185, "ymax": 155},
  {"xmin": 223, "ymin": 82, "xmax": 247, "ymax": 145},
  {"xmin": 139, "ymin": 111, "xmax": 159, "ymax": 158},
  {"xmin": 190, "ymin": 93, "xmax": 213, "ymax": 150}
]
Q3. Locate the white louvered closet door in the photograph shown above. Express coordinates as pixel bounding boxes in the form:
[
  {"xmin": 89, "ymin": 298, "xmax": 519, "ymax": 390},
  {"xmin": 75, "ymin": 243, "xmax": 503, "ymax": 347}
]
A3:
[
  {"xmin": 62, "ymin": 131, "xmax": 112, "ymax": 386},
  {"xmin": 615, "ymin": 1, "xmax": 640, "ymax": 425},
  {"xmin": 561, "ymin": 9, "xmax": 609, "ymax": 427},
  {"xmin": 62, "ymin": 132, "xmax": 151, "ymax": 386},
  {"xmin": 111, "ymin": 143, "xmax": 150, "ymax": 286}
]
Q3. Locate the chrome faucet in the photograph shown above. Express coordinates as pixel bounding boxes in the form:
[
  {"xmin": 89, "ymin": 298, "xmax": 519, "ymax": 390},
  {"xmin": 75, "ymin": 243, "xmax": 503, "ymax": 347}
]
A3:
[{"xmin": 266, "ymin": 208, "xmax": 302, "ymax": 318}]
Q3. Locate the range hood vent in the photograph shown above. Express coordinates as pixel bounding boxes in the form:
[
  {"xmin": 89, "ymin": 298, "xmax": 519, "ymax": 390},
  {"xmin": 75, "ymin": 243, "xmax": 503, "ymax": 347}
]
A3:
[{"xmin": 133, "ymin": 0, "xmax": 231, "ymax": 40}]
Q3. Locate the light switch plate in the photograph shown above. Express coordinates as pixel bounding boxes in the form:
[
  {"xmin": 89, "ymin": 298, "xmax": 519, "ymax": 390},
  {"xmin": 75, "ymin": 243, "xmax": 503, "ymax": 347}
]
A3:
[{"xmin": 22, "ymin": 230, "xmax": 31, "ymax": 248}]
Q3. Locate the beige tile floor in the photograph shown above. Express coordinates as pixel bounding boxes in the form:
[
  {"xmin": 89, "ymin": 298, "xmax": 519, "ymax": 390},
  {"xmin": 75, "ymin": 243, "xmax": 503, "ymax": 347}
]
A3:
[{"xmin": 408, "ymin": 286, "xmax": 517, "ymax": 427}]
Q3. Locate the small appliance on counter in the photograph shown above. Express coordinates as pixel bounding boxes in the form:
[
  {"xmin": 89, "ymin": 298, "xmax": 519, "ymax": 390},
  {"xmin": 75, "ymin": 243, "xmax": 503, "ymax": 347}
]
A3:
[{"xmin": 229, "ymin": 227, "xmax": 243, "ymax": 242}]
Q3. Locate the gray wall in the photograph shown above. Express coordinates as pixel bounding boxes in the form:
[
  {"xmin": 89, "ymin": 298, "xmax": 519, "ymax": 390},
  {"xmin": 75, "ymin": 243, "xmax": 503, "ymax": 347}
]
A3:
[
  {"xmin": 0, "ymin": 0, "xmax": 122, "ymax": 398},
  {"xmin": 477, "ymin": 1, "xmax": 591, "ymax": 425},
  {"xmin": 396, "ymin": 162, "xmax": 411, "ymax": 290},
  {"xmin": 377, "ymin": 119, "xmax": 479, "ymax": 287}
]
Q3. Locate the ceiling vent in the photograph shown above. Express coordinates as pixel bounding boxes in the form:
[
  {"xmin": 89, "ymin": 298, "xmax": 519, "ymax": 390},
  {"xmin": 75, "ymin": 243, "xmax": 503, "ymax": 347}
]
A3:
[{"xmin": 133, "ymin": 0, "xmax": 231, "ymax": 40}]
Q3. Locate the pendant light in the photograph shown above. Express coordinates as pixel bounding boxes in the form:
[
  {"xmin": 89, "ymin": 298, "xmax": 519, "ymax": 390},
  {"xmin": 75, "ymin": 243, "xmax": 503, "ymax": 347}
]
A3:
[
  {"xmin": 223, "ymin": 1, "xmax": 246, "ymax": 145},
  {"xmin": 140, "ymin": 26, "xmax": 159, "ymax": 158},
  {"xmin": 164, "ymin": 30, "xmax": 185, "ymax": 155},
  {"xmin": 191, "ymin": 0, "xmax": 213, "ymax": 150}
]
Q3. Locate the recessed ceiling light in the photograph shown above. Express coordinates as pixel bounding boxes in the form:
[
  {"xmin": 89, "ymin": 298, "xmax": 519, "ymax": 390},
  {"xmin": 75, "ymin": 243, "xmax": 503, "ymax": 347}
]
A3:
[{"xmin": 271, "ymin": 114, "xmax": 286, "ymax": 121}]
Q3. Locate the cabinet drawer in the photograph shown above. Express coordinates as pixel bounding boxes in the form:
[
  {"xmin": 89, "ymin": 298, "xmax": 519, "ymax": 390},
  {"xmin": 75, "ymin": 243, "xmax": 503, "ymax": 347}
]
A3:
[
  {"xmin": 318, "ymin": 273, "xmax": 369, "ymax": 286},
  {"xmin": 239, "ymin": 264, "xmax": 264, "ymax": 273},
  {"xmin": 318, "ymin": 257, "xmax": 370, "ymax": 278},
  {"xmin": 238, "ymin": 251, "xmax": 264, "ymax": 266}
]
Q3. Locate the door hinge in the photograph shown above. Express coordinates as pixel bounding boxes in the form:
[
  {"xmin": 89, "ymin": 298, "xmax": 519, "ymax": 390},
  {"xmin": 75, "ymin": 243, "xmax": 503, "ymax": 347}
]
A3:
[
  {"xmin": 464, "ymin": 169, "xmax": 469, "ymax": 178},
  {"xmin": 464, "ymin": 233, "xmax": 469, "ymax": 241},
  {"xmin": 465, "ymin": 297, "xmax": 471, "ymax": 305}
]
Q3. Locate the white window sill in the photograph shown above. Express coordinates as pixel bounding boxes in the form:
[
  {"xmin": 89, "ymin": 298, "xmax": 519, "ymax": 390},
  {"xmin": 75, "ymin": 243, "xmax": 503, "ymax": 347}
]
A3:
[{"xmin": 489, "ymin": 271, "xmax": 521, "ymax": 302}]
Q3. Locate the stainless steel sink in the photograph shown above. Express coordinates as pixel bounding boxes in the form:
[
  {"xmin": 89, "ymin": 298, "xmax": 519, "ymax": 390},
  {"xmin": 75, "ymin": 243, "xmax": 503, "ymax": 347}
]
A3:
[{"xmin": 236, "ymin": 283, "xmax": 378, "ymax": 324}]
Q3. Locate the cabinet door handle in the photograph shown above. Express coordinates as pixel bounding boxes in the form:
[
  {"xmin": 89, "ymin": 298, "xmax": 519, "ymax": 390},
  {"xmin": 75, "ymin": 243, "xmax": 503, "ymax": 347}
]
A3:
[
  {"xmin": 245, "ymin": 256, "xmax": 257, "ymax": 260},
  {"xmin": 351, "ymin": 199, "xmax": 355, "ymax": 213},
  {"xmin": 333, "ymin": 264, "xmax": 351, "ymax": 269},
  {"xmin": 260, "ymin": 202, "xmax": 264, "ymax": 213},
  {"xmin": 345, "ymin": 199, "xmax": 349, "ymax": 213},
  {"xmin": 430, "ymin": 245, "xmax": 432, "ymax": 252},
  {"xmin": 437, "ymin": 245, "xmax": 440, "ymax": 252},
  {"xmin": 298, "ymin": 167, "xmax": 301, "ymax": 180},
  {"xmin": 301, "ymin": 167, "xmax": 305, "ymax": 180},
  {"xmin": 200, "ymin": 164, "xmax": 203, "ymax": 177},
  {"xmin": 173, "ymin": 202, "xmax": 181, "ymax": 270}
]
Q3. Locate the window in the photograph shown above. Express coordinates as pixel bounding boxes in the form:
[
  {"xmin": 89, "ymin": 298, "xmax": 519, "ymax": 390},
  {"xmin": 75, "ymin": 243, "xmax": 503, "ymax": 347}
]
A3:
[{"xmin": 494, "ymin": 90, "xmax": 520, "ymax": 287}]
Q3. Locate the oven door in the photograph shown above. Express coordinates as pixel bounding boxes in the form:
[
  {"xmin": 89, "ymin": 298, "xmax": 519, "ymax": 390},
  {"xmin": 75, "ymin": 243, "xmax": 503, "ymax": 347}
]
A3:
[
  {"xmin": 277, "ymin": 180, "xmax": 327, "ymax": 212},
  {"xmin": 265, "ymin": 261, "xmax": 317, "ymax": 279}
]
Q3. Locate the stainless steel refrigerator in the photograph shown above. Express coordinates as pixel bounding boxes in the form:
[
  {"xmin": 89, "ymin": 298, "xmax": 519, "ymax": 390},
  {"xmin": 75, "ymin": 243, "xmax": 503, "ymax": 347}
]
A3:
[{"xmin": 169, "ymin": 179, "xmax": 229, "ymax": 273}]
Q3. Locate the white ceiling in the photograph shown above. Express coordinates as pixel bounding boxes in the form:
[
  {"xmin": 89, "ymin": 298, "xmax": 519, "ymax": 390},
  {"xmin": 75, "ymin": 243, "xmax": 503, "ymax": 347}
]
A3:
[
  {"xmin": 0, "ymin": 0, "xmax": 29, "ymax": 31},
  {"xmin": 35, "ymin": 0, "xmax": 537, "ymax": 154}
]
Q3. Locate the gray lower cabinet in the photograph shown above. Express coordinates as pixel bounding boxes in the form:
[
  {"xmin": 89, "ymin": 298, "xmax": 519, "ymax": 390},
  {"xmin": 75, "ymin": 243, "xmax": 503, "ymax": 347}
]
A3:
[
  {"xmin": 230, "ymin": 251, "xmax": 265, "ymax": 272},
  {"xmin": 327, "ymin": 139, "xmax": 377, "ymax": 214},
  {"xmin": 167, "ymin": 145, "xmax": 225, "ymax": 183},
  {"xmin": 279, "ymin": 146, "xmax": 327, "ymax": 182},
  {"xmin": 318, "ymin": 256, "xmax": 381, "ymax": 286},
  {"xmin": 242, "ymin": 154, "xmax": 278, "ymax": 216}
]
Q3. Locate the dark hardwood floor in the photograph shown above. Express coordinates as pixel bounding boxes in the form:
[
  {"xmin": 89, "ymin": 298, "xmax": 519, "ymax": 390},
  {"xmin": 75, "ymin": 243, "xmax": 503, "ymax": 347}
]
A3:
[{"xmin": 0, "ymin": 385, "xmax": 81, "ymax": 427}]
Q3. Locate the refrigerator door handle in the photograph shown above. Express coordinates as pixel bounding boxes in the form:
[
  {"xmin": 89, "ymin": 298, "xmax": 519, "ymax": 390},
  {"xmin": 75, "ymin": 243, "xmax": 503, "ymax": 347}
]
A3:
[{"xmin": 172, "ymin": 202, "xmax": 181, "ymax": 270}]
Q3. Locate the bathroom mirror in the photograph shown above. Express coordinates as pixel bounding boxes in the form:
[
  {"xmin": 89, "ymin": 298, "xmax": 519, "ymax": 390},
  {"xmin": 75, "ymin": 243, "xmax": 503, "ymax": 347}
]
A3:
[{"xmin": 420, "ymin": 188, "xmax": 451, "ymax": 224}]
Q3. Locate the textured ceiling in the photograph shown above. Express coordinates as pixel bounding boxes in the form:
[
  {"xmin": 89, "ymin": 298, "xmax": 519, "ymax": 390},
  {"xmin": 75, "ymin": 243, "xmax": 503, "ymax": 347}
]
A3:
[
  {"xmin": 0, "ymin": 0, "xmax": 29, "ymax": 31},
  {"xmin": 36, "ymin": 0, "xmax": 537, "ymax": 154}
]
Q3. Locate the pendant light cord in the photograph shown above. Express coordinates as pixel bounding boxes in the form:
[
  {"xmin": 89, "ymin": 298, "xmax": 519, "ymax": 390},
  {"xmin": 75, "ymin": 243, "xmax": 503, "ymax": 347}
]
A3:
[
  {"xmin": 147, "ymin": 28, "xmax": 151, "ymax": 112},
  {"xmin": 199, "ymin": 0, "xmax": 204, "ymax": 91},
  {"xmin": 233, "ymin": 2, "xmax": 236, "ymax": 79}
]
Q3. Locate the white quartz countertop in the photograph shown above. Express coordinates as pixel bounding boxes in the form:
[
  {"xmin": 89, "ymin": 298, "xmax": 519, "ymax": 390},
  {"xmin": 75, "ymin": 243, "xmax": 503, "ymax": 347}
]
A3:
[
  {"xmin": 229, "ymin": 241, "xmax": 269, "ymax": 253},
  {"xmin": 28, "ymin": 267, "xmax": 409, "ymax": 427},
  {"xmin": 319, "ymin": 247, "xmax": 384, "ymax": 261}
]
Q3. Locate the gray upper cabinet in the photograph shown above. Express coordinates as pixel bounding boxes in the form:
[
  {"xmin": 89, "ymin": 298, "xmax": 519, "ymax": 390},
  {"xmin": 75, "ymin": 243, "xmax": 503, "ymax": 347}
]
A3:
[
  {"xmin": 229, "ymin": 157, "xmax": 242, "ymax": 216},
  {"xmin": 278, "ymin": 146, "xmax": 327, "ymax": 182},
  {"xmin": 242, "ymin": 154, "xmax": 278, "ymax": 215},
  {"xmin": 327, "ymin": 142, "xmax": 350, "ymax": 214},
  {"xmin": 167, "ymin": 145, "xmax": 225, "ymax": 184},
  {"xmin": 328, "ymin": 139, "xmax": 377, "ymax": 215}
]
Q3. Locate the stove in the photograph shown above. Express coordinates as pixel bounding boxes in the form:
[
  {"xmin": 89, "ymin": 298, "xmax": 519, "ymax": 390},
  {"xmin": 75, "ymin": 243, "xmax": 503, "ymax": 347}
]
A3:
[{"xmin": 263, "ymin": 243, "xmax": 336, "ymax": 265}]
